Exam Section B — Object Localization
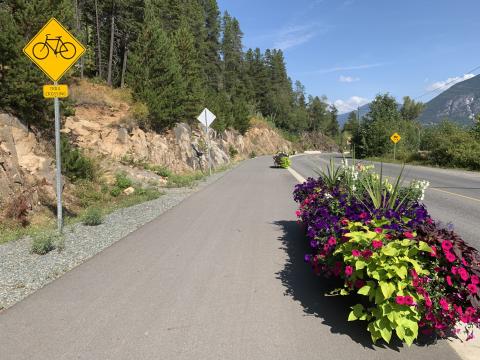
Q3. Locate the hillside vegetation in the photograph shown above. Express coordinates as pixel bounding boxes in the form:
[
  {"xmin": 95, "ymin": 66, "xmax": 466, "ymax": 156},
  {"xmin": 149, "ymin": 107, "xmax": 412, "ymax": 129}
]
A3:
[{"xmin": 0, "ymin": 0, "xmax": 339, "ymax": 139}]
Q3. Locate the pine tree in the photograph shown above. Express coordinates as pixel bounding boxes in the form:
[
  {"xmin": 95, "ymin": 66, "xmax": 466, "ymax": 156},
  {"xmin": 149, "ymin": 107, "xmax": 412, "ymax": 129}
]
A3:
[
  {"xmin": 173, "ymin": 23, "xmax": 205, "ymax": 123},
  {"xmin": 127, "ymin": 4, "xmax": 185, "ymax": 130},
  {"xmin": 201, "ymin": 0, "xmax": 221, "ymax": 92}
]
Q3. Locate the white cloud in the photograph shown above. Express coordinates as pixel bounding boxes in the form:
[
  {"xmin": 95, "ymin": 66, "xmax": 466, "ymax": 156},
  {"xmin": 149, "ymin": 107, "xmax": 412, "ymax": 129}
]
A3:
[
  {"xmin": 333, "ymin": 96, "xmax": 369, "ymax": 114},
  {"xmin": 304, "ymin": 63, "xmax": 384, "ymax": 75},
  {"xmin": 339, "ymin": 75, "xmax": 359, "ymax": 83},
  {"xmin": 426, "ymin": 74, "xmax": 475, "ymax": 91},
  {"xmin": 273, "ymin": 23, "xmax": 328, "ymax": 51}
]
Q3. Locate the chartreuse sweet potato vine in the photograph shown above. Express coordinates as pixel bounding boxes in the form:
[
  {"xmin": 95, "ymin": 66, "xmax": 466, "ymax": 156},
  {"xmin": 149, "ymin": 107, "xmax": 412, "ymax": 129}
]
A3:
[{"xmin": 334, "ymin": 220, "xmax": 433, "ymax": 345}]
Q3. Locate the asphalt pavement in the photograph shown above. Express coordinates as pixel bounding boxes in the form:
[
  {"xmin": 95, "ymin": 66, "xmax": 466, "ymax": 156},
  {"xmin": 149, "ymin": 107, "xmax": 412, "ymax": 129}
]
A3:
[
  {"xmin": 291, "ymin": 153, "xmax": 480, "ymax": 250},
  {"xmin": 0, "ymin": 156, "xmax": 460, "ymax": 359}
]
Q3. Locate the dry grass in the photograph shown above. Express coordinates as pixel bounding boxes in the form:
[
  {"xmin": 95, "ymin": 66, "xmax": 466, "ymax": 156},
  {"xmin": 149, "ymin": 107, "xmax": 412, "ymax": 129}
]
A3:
[{"xmin": 69, "ymin": 78, "xmax": 133, "ymax": 107}]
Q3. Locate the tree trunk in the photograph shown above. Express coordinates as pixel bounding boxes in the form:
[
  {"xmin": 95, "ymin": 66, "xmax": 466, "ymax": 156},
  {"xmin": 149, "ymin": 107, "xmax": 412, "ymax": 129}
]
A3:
[
  {"xmin": 120, "ymin": 36, "xmax": 128, "ymax": 88},
  {"xmin": 107, "ymin": 9, "xmax": 115, "ymax": 86},
  {"xmin": 94, "ymin": 0, "xmax": 103, "ymax": 78},
  {"xmin": 74, "ymin": 0, "xmax": 84, "ymax": 78}
]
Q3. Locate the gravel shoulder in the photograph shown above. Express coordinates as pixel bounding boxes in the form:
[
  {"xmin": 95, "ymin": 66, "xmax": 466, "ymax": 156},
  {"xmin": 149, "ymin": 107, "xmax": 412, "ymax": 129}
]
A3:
[{"xmin": 0, "ymin": 169, "xmax": 230, "ymax": 311}]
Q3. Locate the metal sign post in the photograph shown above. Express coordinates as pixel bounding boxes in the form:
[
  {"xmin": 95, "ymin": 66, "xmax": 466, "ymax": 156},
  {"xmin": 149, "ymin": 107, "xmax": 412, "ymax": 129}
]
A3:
[
  {"xmin": 23, "ymin": 18, "xmax": 86, "ymax": 234},
  {"xmin": 197, "ymin": 108, "xmax": 216, "ymax": 176},
  {"xmin": 53, "ymin": 82, "xmax": 63, "ymax": 232}
]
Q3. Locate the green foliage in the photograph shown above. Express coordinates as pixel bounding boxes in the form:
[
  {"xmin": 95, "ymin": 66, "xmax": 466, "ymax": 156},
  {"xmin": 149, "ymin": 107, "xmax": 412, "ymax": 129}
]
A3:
[
  {"xmin": 110, "ymin": 186, "xmax": 122, "ymax": 197},
  {"xmin": 167, "ymin": 172, "xmax": 205, "ymax": 188},
  {"xmin": 31, "ymin": 231, "xmax": 62, "ymax": 255},
  {"xmin": 278, "ymin": 156, "xmax": 291, "ymax": 168},
  {"xmin": 228, "ymin": 145, "xmax": 238, "ymax": 159},
  {"xmin": 335, "ymin": 220, "xmax": 432, "ymax": 345},
  {"xmin": 115, "ymin": 172, "xmax": 133, "ymax": 190},
  {"xmin": 249, "ymin": 151, "xmax": 257, "ymax": 158},
  {"xmin": 145, "ymin": 164, "xmax": 172, "ymax": 178},
  {"xmin": 127, "ymin": 6, "xmax": 185, "ymax": 131},
  {"xmin": 421, "ymin": 120, "xmax": 480, "ymax": 170},
  {"xmin": 316, "ymin": 158, "xmax": 343, "ymax": 188},
  {"xmin": 82, "ymin": 207, "xmax": 104, "ymax": 226},
  {"xmin": 61, "ymin": 136, "xmax": 96, "ymax": 182}
]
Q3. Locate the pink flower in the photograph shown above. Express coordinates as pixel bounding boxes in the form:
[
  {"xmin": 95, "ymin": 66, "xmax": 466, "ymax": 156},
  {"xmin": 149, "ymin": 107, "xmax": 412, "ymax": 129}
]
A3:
[
  {"xmin": 471, "ymin": 275, "xmax": 480, "ymax": 285},
  {"xmin": 396, "ymin": 296, "xmax": 406, "ymax": 305},
  {"xmin": 345, "ymin": 266, "xmax": 353, "ymax": 277},
  {"xmin": 361, "ymin": 249, "xmax": 373, "ymax": 259},
  {"xmin": 462, "ymin": 257, "xmax": 468, "ymax": 266},
  {"xmin": 385, "ymin": 234, "xmax": 392, "ymax": 239},
  {"xmin": 374, "ymin": 228, "xmax": 383, "ymax": 234},
  {"xmin": 446, "ymin": 276, "xmax": 453, "ymax": 286},
  {"xmin": 439, "ymin": 298, "xmax": 450, "ymax": 311},
  {"xmin": 430, "ymin": 246, "xmax": 437, "ymax": 258},
  {"xmin": 451, "ymin": 266, "xmax": 458, "ymax": 275},
  {"xmin": 352, "ymin": 249, "xmax": 361, "ymax": 257},
  {"xmin": 425, "ymin": 295, "xmax": 432, "ymax": 307},
  {"xmin": 445, "ymin": 251, "xmax": 456, "ymax": 263},
  {"xmin": 410, "ymin": 269, "xmax": 419, "ymax": 279},
  {"xmin": 340, "ymin": 218, "xmax": 349, "ymax": 226},
  {"xmin": 359, "ymin": 212, "xmax": 368, "ymax": 219},
  {"xmin": 441, "ymin": 239, "xmax": 453, "ymax": 252},
  {"xmin": 372, "ymin": 240, "xmax": 383, "ymax": 249},
  {"xmin": 467, "ymin": 283, "xmax": 478, "ymax": 295},
  {"xmin": 404, "ymin": 296, "xmax": 415, "ymax": 306},
  {"xmin": 328, "ymin": 237, "xmax": 337, "ymax": 246},
  {"xmin": 404, "ymin": 232, "xmax": 414, "ymax": 239},
  {"xmin": 458, "ymin": 267, "xmax": 469, "ymax": 282},
  {"xmin": 295, "ymin": 210, "xmax": 302, "ymax": 217}
]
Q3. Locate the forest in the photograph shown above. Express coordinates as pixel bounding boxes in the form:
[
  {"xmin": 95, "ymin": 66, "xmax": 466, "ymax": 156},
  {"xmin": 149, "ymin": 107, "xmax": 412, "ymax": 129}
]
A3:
[{"xmin": 0, "ymin": 0, "xmax": 339, "ymax": 137}]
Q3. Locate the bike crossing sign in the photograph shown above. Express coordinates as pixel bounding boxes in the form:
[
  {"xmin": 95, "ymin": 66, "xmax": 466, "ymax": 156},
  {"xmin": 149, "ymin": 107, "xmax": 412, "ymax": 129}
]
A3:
[
  {"xmin": 23, "ymin": 18, "xmax": 85, "ymax": 82},
  {"xmin": 390, "ymin": 132, "xmax": 401, "ymax": 144}
]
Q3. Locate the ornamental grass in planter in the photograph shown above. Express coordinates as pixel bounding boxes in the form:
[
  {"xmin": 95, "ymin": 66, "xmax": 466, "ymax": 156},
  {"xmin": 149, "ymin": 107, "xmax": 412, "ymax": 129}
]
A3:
[{"xmin": 293, "ymin": 159, "xmax": 480, "ymax": 345}]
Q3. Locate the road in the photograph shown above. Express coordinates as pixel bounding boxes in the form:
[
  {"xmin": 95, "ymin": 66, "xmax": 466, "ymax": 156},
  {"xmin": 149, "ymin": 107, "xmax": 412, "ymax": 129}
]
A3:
[
  {"xmin": 0, "ymin": 156, "xmax": 460, "ymax": 359},
  {"xmin": 291, "ymin": 153, "xmax": 480, "ymax": 250}
]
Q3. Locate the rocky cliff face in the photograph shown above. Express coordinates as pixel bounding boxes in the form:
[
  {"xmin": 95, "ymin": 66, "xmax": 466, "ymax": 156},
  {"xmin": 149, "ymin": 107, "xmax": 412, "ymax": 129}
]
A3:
[{"xmin": 0, "ymin": 93, "xmax": 292, "ymax": 216}]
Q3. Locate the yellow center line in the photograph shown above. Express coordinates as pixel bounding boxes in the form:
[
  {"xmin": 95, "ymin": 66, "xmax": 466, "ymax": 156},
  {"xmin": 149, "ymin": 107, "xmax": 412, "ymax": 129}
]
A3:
[{"xmin": 429, "ymin": 187, "xmax": 480, "ymax": 203}]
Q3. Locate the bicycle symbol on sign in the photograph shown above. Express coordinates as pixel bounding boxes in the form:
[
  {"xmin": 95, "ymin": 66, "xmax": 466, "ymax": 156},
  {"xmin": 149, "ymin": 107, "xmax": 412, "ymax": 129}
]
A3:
[{"xmin": 32, "ymin": 34, "xmax": 77, "ymax": 60}]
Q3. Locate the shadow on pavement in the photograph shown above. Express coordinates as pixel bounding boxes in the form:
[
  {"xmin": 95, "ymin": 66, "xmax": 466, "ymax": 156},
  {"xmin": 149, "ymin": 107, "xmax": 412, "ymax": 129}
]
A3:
[{"xmin": 274, "ymin": 220, "xmax": 436, "ymax": 351}]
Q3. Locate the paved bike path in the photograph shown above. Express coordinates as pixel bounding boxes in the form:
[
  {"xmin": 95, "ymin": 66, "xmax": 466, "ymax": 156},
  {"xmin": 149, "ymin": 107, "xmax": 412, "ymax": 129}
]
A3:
[{"xmin": 0, "ymin": 157, "xmax": 459, "ymax": 359}]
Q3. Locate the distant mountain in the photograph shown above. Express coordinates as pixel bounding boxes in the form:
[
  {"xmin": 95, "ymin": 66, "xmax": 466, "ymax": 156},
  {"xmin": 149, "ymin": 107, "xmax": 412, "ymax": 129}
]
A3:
[
  {"xmin": 419, "ymin": 74, "xmax": 480, "ymax": 125},
  {"xmin": 337, "ymin": 104, "xmax": 370, "ymax": 127}
]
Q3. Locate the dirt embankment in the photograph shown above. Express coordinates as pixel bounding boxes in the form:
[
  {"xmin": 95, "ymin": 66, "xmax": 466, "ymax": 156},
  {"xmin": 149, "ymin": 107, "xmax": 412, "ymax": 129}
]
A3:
[{"xmin": 0, "ymin": 80, "xmax": 293, "ymax": 222}]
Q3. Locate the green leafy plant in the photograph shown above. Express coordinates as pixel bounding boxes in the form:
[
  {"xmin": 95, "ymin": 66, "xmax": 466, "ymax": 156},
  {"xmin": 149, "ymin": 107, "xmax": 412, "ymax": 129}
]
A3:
[
  {"xmin": 315, "ymin": 158, "xmax": 342, "ymax": 188},
  {"xmin": 82, "ymin": 207, "xmax": 104, "ymax": 226},
  {"xmin": 61, "ymin": 136, "xmax": 96, "ymax": 182},
  {"xmin": 334, "ymin": 220, "xmax": 432, "ymax": 345},
  {"xmin": 31, "ymin": 231, "xmax": 62, "ymax": 255},
  {"xmin": 115, "ymin": 172, "xmax": 133, "ymax": 190}
]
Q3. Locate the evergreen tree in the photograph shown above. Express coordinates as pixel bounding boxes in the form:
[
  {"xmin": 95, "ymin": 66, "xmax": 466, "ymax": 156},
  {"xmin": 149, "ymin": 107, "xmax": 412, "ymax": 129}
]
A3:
[
  {"xmin": 201, "ymin": 0, "xmax": 221, "ymax": 92},
  {"xmin": 173, "ymin": 23, "xmax": 205, "ymax": 123},
  {"xmin": 127, "ymin": 4, "xmax": 185, "ymax": 130}
]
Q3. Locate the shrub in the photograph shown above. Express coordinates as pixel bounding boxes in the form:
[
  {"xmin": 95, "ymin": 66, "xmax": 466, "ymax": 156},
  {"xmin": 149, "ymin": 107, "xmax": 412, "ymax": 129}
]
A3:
[
  {"xmin": 4, "ymin": 194, "xmax": 30, "ymax": 227},
  {"xmin": 31, "ymin": 231, "xmax": 61, "ymax": 255},
  {"xmin": 146, "ymin": 164, "xmax": 172, "ymax": 178},
  {"xmin": 167, "ymin": 172, "xmax": 204, "ymax": 188},
  {"xmin": 83, "ymin": 207, "xmax": 104, "ymax": 226},
  {"xmin": 115, "ymin": 172, "xmax": 133, "ymax": 190},
  {"xmin": 273, "ymin": 153, "xmax": 290, "ymax": 168},
  {"xmin": 110, "ymin": 186, "xmax": 122, "ymax": 197},
  {"xmin": 228, "ymin": 145, "xmax": 239, "ymax": 159},
  {"xmin": 249, "ymin": 151, "xmax": 257, "ymax": 158},
  {"xmin": 61, "ymin": 136, "xmax": 96, "ymax": 182}
]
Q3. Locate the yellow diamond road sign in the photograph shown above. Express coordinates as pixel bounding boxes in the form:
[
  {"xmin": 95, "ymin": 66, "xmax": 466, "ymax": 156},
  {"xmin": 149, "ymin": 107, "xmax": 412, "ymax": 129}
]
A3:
[
  {"xmin": 23, "ymin": 18, "xmax": 85, "ymax": 82},
  {"xmin": 391, "ymin": 133, "xmax": 401, "ymax": 144}
]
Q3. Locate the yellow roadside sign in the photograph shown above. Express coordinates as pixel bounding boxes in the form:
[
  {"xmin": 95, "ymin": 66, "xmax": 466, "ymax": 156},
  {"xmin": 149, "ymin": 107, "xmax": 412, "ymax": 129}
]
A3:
[
  {"xmin": 23, "ymin": 18, "xmax": 85, "ymax": 82},
  {"xmin": 43, "ymin": 84, "xmax": 68, "ymax": 98},
  {"xmin": 390, "ymin": 133, "xmax": 401, "ymax": 144}
]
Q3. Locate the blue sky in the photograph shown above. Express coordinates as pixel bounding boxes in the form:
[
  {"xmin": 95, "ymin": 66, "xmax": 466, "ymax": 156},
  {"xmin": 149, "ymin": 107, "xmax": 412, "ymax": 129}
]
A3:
[{"xmin": 217, "ymin": 0, "xmax": 480, "ymax": 113}]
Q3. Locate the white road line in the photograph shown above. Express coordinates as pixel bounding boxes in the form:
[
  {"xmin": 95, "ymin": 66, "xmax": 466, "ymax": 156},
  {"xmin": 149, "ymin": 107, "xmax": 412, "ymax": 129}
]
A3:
[{"xmin": 287, "ymin": 166, "xmax": 306, "ymax": 183}]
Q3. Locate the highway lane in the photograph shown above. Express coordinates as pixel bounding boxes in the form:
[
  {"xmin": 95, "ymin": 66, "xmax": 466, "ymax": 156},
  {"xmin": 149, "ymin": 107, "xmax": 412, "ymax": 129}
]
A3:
[
  {"xmin": 291, "ymin": 153, "xmax": 480, "ymax": 250},
  {"xmin": 0, "ymin": 156, "xmax": 460, "ymax": 360}
]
